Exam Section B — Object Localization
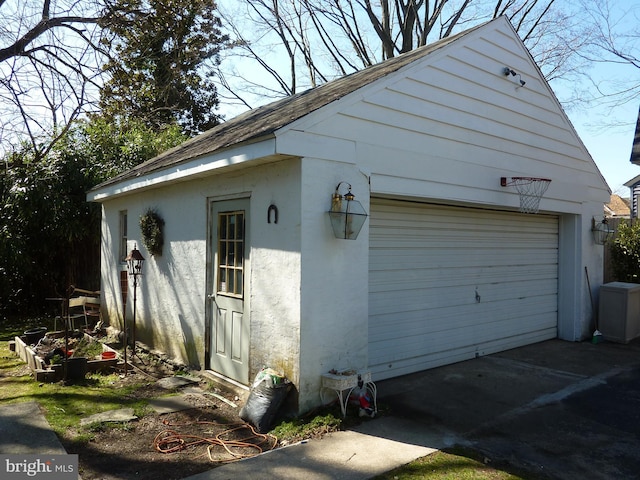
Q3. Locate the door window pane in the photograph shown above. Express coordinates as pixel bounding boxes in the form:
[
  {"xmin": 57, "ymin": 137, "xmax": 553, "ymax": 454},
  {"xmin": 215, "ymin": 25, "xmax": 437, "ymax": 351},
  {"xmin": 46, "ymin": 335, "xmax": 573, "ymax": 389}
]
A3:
[{"xmin": 217, "ymin": 211, "xmax": 244, "ymax": 297}]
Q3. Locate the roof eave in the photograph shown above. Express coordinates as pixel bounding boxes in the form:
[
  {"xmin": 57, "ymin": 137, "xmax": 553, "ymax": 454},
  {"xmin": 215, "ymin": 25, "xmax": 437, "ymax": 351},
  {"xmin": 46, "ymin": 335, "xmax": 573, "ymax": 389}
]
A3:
[{"xmin": 88, "ymin": 137, "xmax": 281, "ymax": 202}]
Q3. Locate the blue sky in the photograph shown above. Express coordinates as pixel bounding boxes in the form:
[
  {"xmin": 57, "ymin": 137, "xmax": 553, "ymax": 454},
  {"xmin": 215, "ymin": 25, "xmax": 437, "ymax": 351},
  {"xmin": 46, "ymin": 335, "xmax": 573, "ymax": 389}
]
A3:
[
  {"xmin": 573, "ymin": 107, "xmax": 637, "ymax": 197},
  {"xmin": 535, "ymin": 1, "xmax": 639, "ymax": 198},
  {"xmin": 558, "ymin": 68, "xmax": 639, "ymax": 197}
]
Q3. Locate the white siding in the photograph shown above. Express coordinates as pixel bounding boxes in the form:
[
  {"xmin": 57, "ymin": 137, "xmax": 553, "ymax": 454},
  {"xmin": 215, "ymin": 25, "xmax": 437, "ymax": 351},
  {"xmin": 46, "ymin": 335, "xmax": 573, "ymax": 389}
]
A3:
[
  {"xmin": 369, "ymin": 199, "xmax": 558, "ymax": 380},
  {"xmin": 281, "ymin": 17, "xmax": 608, "ymax": 212}
]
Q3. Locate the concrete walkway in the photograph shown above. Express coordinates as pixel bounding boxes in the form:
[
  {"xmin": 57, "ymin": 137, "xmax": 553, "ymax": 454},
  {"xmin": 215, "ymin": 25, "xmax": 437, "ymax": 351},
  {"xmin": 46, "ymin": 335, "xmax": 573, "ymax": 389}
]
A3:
[
  {"xmin": 0, "ymin": 401, "xmax": 67, "ymax": 454},
  {"xmin": 183, "ymin": 418, "xmax": 437, "ymax": 480}
]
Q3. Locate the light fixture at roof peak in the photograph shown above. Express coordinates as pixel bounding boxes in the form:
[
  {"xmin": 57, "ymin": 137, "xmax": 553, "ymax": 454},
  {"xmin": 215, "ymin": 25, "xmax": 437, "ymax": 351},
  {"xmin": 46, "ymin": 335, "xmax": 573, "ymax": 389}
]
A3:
[{"xmin": 503, "ymin": 66, "xmax": 526, "ymax": 87}]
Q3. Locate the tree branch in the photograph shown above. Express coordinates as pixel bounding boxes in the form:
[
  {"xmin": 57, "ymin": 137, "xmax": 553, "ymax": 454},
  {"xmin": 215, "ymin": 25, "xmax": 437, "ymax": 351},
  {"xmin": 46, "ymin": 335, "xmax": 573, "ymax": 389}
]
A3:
[{"xmin": 0, "ymin": 16, "xmax": 101, "ymax": 63}]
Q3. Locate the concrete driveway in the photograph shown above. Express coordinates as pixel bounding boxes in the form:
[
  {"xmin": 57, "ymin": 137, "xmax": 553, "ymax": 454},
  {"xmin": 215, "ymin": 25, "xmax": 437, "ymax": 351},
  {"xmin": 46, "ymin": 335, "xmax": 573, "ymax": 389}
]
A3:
[{"xmin": 366, "ymin": 338, "xmax": 640, "ymax": 479}]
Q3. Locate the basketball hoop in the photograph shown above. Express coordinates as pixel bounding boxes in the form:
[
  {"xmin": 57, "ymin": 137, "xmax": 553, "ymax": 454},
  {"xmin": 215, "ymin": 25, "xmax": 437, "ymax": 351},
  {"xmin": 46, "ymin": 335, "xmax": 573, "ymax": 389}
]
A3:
[{"xmin": 500, "ymin": 177, "xmax": 551, "ymax": 214}]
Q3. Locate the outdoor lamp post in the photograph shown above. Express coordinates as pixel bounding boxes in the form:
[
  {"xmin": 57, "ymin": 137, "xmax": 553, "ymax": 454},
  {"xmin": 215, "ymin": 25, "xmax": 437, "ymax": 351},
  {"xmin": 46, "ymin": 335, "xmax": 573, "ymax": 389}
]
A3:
[
  {"xmin": 125, "ymin": 244, "xmax": 145, "ymax": 371},
  {"xmin": 328, "ymin": 182, "xmax": 368, "ymax": 240}
]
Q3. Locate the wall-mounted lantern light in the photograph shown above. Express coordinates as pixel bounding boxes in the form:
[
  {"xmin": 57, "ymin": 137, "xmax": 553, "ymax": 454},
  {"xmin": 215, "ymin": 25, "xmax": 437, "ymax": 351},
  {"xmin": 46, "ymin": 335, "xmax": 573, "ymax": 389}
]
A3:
[
  {"xmin": 328, "ymin": 182, "xmax": 368, "ymax": 240},
  {"xmin": 592, "ymin": 217, "xmax": 613, "ymax": 245}
]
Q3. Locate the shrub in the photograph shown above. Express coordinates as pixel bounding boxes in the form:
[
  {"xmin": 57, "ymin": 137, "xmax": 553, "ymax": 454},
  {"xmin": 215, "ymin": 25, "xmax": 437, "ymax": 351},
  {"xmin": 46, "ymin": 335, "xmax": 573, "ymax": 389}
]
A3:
[{"xmin": 610, "ymin": 221, "xmax": 640, "ymax": 283}]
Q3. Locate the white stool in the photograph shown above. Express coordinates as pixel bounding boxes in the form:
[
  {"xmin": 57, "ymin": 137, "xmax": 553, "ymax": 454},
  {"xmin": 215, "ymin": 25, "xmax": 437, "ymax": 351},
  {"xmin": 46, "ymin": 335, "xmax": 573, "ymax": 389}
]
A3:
[{"xmin": 320, "ymin": 371, "xmax": 377, "ymax": 417}]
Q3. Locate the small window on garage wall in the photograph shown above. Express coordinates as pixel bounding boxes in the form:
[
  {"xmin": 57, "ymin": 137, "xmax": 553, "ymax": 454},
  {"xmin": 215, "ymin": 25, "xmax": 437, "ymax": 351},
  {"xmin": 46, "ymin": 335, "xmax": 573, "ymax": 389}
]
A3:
[{"xmin": 119, "ymin": 210, "xmax": 128, "ymax": 263}]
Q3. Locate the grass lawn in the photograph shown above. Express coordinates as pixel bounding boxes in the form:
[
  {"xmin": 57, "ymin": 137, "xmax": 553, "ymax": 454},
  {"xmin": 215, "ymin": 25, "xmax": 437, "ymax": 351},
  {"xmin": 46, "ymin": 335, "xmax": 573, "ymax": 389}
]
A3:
[
  {"xmin": 373, "ymin": 446, "xmax": 540, "ymax": 479},
  {"xmin": 0, "ymin": 340, "xmax": 151, "ymax": 445}
]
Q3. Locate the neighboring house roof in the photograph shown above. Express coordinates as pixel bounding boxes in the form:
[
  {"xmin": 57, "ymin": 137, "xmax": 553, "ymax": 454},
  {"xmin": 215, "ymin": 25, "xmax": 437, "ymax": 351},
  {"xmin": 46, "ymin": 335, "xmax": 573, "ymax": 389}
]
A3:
[
  {"xmin": 631, "ymin": 105, "xmax": 640, "ymax": 166},
  {"xmin": 624, "ymin": 175, "xmax": 640, "ymax": 219},
  {"xmin": 90, "ymin": 21, "xmax": 486, "ymax": 192},
  {"xmin": 605, "ymin": 194, "xmax": 631, "ymax": 217},
  {"xmin": 624, "ymin": 173, "xmax": 640, "ymax": 188}
]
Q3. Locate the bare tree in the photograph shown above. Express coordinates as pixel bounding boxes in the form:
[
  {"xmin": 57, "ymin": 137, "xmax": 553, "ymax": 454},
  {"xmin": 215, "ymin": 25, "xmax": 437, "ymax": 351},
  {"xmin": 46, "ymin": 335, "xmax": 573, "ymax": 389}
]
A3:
[
  {"xmin": 0, "ymin": 0, "xmax": 107, "ymax": 159},
  {"xmin": 217, "ymin": 0, "xmax": 595, "ymax": 112},
  {"xmin": 577, "ymin": 0, "xmax": 640, "ymax": 110}
]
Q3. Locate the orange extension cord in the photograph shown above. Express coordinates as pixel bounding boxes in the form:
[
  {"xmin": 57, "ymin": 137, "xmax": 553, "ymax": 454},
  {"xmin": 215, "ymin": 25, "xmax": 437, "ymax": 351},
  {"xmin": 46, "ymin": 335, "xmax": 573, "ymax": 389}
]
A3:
[{"xmin": 153, "ymin": 419, "xmax": 278, "ymax": 463}]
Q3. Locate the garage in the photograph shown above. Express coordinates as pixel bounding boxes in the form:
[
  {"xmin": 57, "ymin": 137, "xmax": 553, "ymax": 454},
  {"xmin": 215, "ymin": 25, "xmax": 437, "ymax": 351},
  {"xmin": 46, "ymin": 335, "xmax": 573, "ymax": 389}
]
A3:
[
  {"xmin": 89, "ymin": 15, "xmax": 609, "ymax": 412},
  {"xmin": 369, "ymin": 199, "xmax": 558, "ymax": 380}
]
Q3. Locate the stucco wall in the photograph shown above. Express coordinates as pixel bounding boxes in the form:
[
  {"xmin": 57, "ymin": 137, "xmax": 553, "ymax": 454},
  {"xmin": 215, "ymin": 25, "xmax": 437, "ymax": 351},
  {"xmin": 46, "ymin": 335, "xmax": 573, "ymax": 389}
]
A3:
[
  {"xmin": 296, "ymin": 158, "xmax": 371, "ymax": 412},
  {"xmin": 245, "ymin": 160, "xmax": 302, "ymax": 386},
  {"xmin": 100, "ymin": 159, "xmax": 304, "ymax": 383},
  {"xmin": 101, "ymin": 178, "xmax": 210, "ymax": 367}
]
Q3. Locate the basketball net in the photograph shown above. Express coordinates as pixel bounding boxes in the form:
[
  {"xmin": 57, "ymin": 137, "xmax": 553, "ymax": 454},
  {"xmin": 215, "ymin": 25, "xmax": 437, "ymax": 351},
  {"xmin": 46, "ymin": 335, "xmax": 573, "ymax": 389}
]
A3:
[{"xmin": 502, "ymin": 177, "xmax": 551, "ymax": 214}]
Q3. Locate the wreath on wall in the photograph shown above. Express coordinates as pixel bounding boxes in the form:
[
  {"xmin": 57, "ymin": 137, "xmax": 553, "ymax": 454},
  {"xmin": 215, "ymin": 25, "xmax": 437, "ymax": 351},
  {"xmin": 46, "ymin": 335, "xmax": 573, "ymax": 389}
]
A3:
[{"xmin": 140, "ymin": 208, "xmax": 165, "ymax": 256}]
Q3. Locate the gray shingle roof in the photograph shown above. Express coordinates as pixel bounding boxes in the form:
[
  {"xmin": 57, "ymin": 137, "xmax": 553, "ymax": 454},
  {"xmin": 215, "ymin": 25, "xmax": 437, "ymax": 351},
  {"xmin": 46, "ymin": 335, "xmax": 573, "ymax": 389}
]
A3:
[{"xmin": 91, "ymin": 22, "xmax": 484, "ymax": 192}]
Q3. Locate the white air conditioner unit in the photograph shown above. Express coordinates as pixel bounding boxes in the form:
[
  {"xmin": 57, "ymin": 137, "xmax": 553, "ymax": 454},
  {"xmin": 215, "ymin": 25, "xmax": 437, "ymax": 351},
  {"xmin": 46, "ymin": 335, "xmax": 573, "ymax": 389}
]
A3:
[{"xmin": 598, "ymin": 282, "xmax": 640, "ymax": 343}]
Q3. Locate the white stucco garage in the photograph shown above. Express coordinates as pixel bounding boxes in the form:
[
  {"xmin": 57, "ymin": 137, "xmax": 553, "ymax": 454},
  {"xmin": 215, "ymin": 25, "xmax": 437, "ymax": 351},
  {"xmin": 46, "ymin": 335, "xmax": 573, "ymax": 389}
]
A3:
[{"xmin": 88, "ymin": 16, "xmax": 610, "ymax": 414}]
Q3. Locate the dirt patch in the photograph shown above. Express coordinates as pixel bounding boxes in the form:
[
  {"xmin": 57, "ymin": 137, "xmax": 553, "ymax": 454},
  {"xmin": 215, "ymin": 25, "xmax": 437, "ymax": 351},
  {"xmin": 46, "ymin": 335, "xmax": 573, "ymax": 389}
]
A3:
[
  {"xmin": 13, "ymin": 332, "xmax": 342, "ymax": 479},
  {"xmin": 61, "ymin": 353, "xmax": 275, "ymax": 480},
  {"xmin": 69, "ymin": 397, "xmax": 269, "ymax": 480}
]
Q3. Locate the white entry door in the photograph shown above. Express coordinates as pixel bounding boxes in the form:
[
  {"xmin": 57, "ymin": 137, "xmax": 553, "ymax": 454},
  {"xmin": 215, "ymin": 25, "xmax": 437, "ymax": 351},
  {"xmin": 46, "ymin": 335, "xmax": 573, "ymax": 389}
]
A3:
[{"xmin": 207, "ymin": 199, "xmax": 249, "ymax": 384}]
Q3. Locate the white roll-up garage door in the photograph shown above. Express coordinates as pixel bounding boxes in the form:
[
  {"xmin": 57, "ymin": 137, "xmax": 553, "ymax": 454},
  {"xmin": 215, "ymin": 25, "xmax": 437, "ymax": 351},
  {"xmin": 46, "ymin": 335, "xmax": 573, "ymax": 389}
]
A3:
[{"xmin": 369, "ymin": 199, "xmax": 558, "ymax": 380}]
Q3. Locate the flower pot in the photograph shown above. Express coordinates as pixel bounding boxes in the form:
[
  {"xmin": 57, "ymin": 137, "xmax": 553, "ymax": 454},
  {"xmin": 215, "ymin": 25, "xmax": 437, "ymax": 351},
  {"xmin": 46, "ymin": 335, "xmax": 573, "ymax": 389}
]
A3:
[
  {"xmin": 101, "ymin": 351, "xmax": 116, "ymax": 360},
  {"xmin": 66, "ymin": 357, "xmax": 88, "ymax": 381},
  {"xmin": 24, "ymin": 327, "xmax": 47, "ymax": 345}
]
